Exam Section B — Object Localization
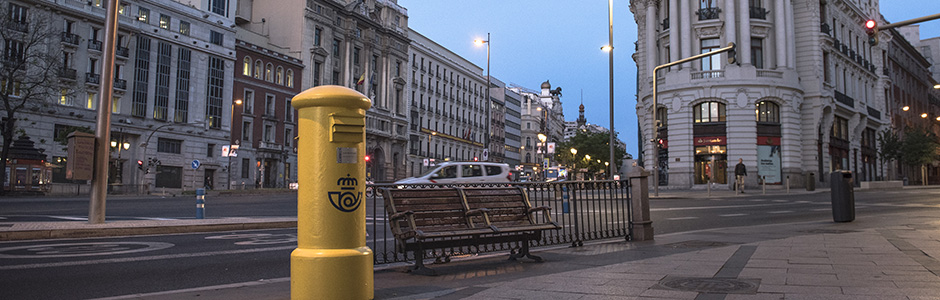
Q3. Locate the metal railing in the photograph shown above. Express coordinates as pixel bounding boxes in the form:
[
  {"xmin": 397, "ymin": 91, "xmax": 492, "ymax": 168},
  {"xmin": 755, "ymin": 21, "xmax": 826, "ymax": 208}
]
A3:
[{"xmin": 366, "ymin": 180, "xmax": 633, "ymax": 265}]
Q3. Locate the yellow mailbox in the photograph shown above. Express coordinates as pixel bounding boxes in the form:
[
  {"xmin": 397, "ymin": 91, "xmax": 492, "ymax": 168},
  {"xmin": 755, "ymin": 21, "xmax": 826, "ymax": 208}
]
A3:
[{"xmin": 290, "ymin": 85, "xmax": 373, "ymax": 300}]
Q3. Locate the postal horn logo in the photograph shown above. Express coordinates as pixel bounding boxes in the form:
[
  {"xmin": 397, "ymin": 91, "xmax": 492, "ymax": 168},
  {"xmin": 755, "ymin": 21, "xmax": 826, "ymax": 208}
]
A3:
[{"xmin": 328, "ymin": 174, "xmax": 361, "ymax": 212}]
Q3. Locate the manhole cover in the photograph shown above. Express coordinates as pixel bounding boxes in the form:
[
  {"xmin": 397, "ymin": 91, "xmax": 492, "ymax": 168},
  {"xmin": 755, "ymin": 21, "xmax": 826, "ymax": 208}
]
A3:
[
  {"xmin": 658, "ymin": 276, "xmax": 759, "ymax": 294},
  {"xmin": 662, "ymin": 240, "xmax": 735, "ymax": 248},
  {"xmin": 800, "ymin": 229, "xmax": 858, "ymax": 234}
]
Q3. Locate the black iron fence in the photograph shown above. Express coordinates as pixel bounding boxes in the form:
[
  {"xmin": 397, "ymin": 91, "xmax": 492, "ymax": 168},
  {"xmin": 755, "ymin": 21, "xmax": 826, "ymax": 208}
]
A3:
[{"xmin": 366, "ymin": 180, "xmax": 633, "ymax": 265}]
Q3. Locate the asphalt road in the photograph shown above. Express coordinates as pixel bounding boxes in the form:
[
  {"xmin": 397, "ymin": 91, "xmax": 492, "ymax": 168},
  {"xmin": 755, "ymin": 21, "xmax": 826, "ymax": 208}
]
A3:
[{"xmin": 1, "ymin": 188, "xmax": 938, "ymax": 299}]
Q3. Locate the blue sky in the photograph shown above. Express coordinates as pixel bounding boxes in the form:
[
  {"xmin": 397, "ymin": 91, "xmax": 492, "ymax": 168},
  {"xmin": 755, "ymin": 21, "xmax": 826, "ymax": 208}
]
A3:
[{"xmin": 399, "ymin": 0, "xmax": 940, "ymax": 157}]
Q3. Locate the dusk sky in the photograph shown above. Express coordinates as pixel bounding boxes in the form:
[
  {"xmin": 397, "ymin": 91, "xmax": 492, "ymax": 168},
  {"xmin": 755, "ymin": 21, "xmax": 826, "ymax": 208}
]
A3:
[{"xmin": 398, "ymin": 0, "xmax": 940, "ymax": 157}]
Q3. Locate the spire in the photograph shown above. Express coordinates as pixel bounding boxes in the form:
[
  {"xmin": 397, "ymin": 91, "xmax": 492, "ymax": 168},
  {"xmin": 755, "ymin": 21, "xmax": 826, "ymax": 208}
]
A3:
[{"xmin": 577, "ymin": 90, "xmax": 586, "ymax": 127}]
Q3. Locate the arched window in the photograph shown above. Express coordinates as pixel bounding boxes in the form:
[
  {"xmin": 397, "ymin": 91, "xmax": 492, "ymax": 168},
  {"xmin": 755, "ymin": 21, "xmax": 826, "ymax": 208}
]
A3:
[
  {"xmin": 253, "ymin": 60, "xmax": 262, "ymax": 79},
  {"xmin": 756, "ymin": 101, "xmax": 780, "ymax": 123},
  {"xmin": 242, "ymin": 57, "xmax": 251, "ymax": 76},
  {"xmin": 525, "ymin": 153, "xmax": 531, "ymax": 163},
  {"xmin": 286, "ymin": 70, "xmax": 294, "ymax": 87},
  {"xmin": 265, "ymin": 63, "xmax": 273, "ymax": 82},
  {"xmin": 693, "ymin": 101, "xmax": 726, "ymax": 123},
  {"xmin": 275, "ymin": 66, "xmax": 284, "ymax": 85}
]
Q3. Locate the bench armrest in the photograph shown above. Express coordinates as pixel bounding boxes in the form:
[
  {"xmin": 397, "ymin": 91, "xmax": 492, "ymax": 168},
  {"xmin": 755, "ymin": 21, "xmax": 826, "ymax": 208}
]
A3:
[
  {"xmin": 528, "ymin": 206, "xmax": 552, "ymax": 213},
  {"xmin": 466, "ymin": 208, "xmax": 490, "ymax": 216},
  {"xmin": 389, "ymin": 210, "xmax": 414, "ymax": 221}
]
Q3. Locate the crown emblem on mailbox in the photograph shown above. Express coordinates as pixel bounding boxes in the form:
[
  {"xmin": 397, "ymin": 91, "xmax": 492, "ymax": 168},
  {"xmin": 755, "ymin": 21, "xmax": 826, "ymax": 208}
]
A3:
[{"xmin": 328, "ymin": 174, "xmax": 361, "ymax": 212}]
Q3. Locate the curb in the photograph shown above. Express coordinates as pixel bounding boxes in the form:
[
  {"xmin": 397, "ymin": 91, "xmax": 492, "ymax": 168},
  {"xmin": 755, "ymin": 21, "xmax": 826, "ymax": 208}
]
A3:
[{"xmin": 0, "ymin": 221, "xmax": 297, "ymax": 241}]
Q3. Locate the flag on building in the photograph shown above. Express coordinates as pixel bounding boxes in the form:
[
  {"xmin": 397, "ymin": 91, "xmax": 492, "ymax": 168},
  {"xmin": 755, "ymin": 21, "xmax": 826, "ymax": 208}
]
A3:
[{"xmin": 356, "ymin": 72, "xmax": 365, "ymax": 85}]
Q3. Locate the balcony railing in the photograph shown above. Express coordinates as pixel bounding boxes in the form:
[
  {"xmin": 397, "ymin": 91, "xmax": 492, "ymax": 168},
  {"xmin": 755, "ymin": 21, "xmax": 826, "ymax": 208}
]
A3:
[
  {"xmin": 7, "ymin": 21, "xmax": 28, "ymax": 33},
  {"xmin": 85, "ymin": 72, "xmax": 101, "ymax": 85},
  {"xmin": 821, "ymin": 23, "xmax": 831, "ymax": 35},
  {"xmin": 834, "ymin": 90, "xmax": 854, "ymax": 108},
  {"xmin": 867, "ymin": 107, "xmax": 881, "ymax": 120},
  {"xmin": 749, "ymin": 6, "xmax": 769, "ymax": 20},
  {"xmin": 61, "ymin": 32, "xmax": 80, "ymax": 45},
  {"xmin": 88, "ymin": 40, "xmax": 102, "ymax": 51},
  {"xmin": 756, "ymin": 70, "xmax": 783, "ymax": 78},
  {"xmin": 691, "ymin": 70, "xmax": 724, "ymax": 79},
  {"xmin": 114, "ymin": 78, "xmax": 127, "ymax": 90},
  {"xmin": 116, "ymin": 46, "xmax": 129, "ymax": 58},
  {"xmin": 59, "ymin": 68, "xmax": 77, "ymax": 80},
  {"xmin": 696, "ymin": 7, "xmax": 721, "ymax": 20}
]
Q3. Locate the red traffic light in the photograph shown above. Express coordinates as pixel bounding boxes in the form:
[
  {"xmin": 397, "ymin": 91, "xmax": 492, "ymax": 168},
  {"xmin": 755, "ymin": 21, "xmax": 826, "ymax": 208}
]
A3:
[
  {"xmin": 865, "ymin": 19, "xmax": 876, "ymax": 29},
  {"xmin": 364, "ymin": 155, "xmax": 371, "ymax": 162},
  {"xmin": 137, "ymin": 160, "xmax": 144, "ymax": 170}
]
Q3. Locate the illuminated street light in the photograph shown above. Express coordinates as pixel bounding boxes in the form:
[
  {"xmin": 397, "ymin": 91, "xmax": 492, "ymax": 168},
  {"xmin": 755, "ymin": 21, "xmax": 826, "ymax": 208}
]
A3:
[
  {"xmin": 570, "ymin": 148, "xmax": 577, "ymax": 155},
  {"xmin": 922, "ymin": 113, "xmax": 929, "ymax": 119},
  {"xmin": 903, "ymin": 106, "xmax": 910, "ymax": 111}
]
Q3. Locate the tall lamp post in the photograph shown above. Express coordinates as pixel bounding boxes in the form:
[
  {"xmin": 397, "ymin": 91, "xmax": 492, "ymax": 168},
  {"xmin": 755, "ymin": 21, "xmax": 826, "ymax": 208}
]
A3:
[
  {"xmin": 475, "ymin": 33, "xmax": 491, "ymax": 161},
  {"xmin": 538, "ymin": 133, "xmax": 547, "ymax": 172},
  {"xmin": 227, "ymin": 99, "xmax": 243, "ymax": 190},
  {"xmin": 570, "ymin": 147, "xmax": 578, "ymax": 180},
  {"xmin": 604, "ymin": 0, "xmax": 616, "ymax": 179}
]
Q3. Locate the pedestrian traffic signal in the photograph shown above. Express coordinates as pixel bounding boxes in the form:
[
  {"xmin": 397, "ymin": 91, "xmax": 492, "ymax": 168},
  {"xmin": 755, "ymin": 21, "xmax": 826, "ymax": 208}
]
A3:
[{"xmin": 865, "ymin": 19, "xmax": 879, "ymax": 46}]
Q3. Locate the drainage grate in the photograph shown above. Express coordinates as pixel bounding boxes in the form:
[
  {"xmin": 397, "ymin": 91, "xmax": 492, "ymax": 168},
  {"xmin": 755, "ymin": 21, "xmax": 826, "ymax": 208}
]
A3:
[
  {"xmin": 657, "ymin": 276, "xmax": 759, "ymax": 294},
  {"xmin": 800, "ymin": 229, "xmax": 858, "ymax": 234},
  {"xmin": 661, "ymin": 240, "xmax": 735, "ymax": 249}
]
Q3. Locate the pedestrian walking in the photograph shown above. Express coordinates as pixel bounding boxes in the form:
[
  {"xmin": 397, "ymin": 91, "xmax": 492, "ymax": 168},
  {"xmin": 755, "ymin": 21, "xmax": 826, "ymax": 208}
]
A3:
[{"xmin": 734, "ymin": 158, "xmax": 747, "ymax": 193}]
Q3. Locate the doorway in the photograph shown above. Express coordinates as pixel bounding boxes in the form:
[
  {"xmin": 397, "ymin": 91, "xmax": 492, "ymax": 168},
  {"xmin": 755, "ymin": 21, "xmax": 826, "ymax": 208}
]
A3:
[
  {"xmin": 694, "ymin": 146, "xmax": 727, "ymax": 184},
  {"xmin": 204, "ymin": 169, "xmax": 215, "ymax": 190}
]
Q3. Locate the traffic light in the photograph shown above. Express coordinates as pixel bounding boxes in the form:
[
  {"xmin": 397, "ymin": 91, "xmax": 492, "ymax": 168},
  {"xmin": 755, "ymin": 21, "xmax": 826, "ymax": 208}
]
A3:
[
  {"xmin": 364, "ymin": 155, "xmax": 371, "ymax": 163},
  {"xmin": 137, "ymin": 160, "xmax": 144, "ymax": 170},
  {"xmin": 865, "ymin": 19, "xmax": 879, "ymax": 46},
  {"xmin": 727, "ymin": 42, "xmax": 737, "ymax": 65}
]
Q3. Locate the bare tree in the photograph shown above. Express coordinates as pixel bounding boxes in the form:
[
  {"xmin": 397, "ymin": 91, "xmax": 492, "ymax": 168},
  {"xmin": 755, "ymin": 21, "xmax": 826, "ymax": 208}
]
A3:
[{"xmin": 1, "ymin": 3, "xmax": 68, "ymax": 194}]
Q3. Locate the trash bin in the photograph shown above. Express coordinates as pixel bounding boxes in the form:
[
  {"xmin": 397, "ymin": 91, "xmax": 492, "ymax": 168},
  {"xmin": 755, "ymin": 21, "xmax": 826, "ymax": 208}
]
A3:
[
  {"xmin": 830, "ymin": 171, "xmax": 854, "ymax": 222},
  {"xmin": 805, "ymin": 172, "xmax": 815, "ymax": 191}
]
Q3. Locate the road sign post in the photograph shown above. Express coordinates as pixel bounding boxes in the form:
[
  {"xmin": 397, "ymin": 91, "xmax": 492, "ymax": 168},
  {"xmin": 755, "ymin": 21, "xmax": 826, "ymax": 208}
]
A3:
[{"xmin": 290, "ymin": 86, "xmax": 373, "ymax": 299}]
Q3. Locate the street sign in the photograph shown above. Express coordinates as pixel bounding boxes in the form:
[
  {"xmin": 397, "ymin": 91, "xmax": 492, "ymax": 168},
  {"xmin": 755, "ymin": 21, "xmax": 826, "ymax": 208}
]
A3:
[
  {"xmin": 221, "ymin": 145, "xmax": 231, "ymax": 157},
  {"xmin": 482, "ymin": 149, "xmax": 489, "ymax": 161},
  {"xmin": 423, "ymin": 158, "xmax": 429, "ymax": 166},
  {"xmin": 192, "ymin": 160, "xmax": 201, "ymax": 169}
]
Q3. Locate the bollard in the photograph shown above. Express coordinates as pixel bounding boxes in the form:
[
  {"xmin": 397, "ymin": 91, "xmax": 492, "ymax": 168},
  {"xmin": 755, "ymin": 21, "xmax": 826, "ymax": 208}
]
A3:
[
  {"xmin": 290, "ymin": 86, "xmax": 373, "ymax": 300},
  {"xmin": 786, "ymin": 175, "xmax": 790, "ymax": 194},
  {"xmin": 195, "ymin": 188, "xmax": 205, "ymax": 219},
  {"xmin": 762, "ymin": 176, "xmax": 766, "ymax": 195}
]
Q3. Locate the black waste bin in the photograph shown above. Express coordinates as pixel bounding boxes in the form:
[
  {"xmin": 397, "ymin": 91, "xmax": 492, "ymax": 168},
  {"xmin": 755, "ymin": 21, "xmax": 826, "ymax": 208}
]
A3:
[
  {"xmin": 830, "ymin": 171, "xmax": 854, "ymax": 222},
  {"xmin": 805, "ymin": 172, "xmax": 815, "ymax": 191}
]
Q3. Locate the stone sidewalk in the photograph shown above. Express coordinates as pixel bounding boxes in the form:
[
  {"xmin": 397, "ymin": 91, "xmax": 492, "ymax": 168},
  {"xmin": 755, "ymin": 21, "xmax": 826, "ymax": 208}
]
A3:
[{"xmin": 91, "ymin": 205, "xmax": 940, "ymax": 299}]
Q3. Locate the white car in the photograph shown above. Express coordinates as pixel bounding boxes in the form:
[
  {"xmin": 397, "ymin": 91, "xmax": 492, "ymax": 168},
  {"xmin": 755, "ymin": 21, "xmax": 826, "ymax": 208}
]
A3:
[{"xmin": 395, "ymin": 162, "xmax": 512, "ymax": 184}]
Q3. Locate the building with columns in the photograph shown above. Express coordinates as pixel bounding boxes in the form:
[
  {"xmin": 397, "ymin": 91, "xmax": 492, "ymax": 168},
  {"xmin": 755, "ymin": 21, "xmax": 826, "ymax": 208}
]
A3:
[
  {"xmin": 405, "ymin": 30, "xmax": 488, "ymax": 176},
  {"xmin": 631, "ymin": 0, "xmax": 888, "ymax": 189},
  {"xmin": 236, "ymin": 0, "xmax": 411, "ymax": 182},
  {"xmin": 511, "ymin": 81, "xmax": 565, "ymax": 179}
]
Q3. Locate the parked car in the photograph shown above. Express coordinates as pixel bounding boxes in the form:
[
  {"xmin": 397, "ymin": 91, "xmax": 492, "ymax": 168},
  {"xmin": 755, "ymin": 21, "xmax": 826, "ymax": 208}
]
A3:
[{"xmin": 395, "ymin": 162, "xmax": 512, "ymax": 184}]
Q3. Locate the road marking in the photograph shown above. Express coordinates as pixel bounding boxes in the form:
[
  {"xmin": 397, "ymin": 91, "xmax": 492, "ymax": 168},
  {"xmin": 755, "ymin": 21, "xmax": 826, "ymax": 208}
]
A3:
[
  {"xmin": 811, "ymin": 208, "xmax": 830, "ymax": 211},
  {"xmin": 0, "ymin": 245, "xmax": 296, "ymax": 270},
  {"xmin": 795, "ymin": 201, "xmax": 810, "ymax": 204},
  {"xmin": 47, "ymin": 216, "xmax": 88, "ymax": 221},
  {"xmin": 667, "ymin": 217, "xmax": 699, "ymax": 221},
  {"xmin": 750, "ymin": 199, "xmax": 767, "ymax": 202},
  {"xmin": 92, "ymin": 278, "xmax": 292, "ymax": 300},
  {"xmin": 719, "ymin": 213, "xmax": 748, "ymax": 217},
  {"xmin": 0, "ymin": 242, "xmax": 174, "ymax": 259},
  {"xmin": 772, "ymin": 200, "xmax": 788, "ymax": 203},
  {"xmin": 651, "ymin": 203, "xmax": 790, "ymax": 212},
  {"xmin": 768, "ymin": 210, "xmax": 793, "ymax": 214}
]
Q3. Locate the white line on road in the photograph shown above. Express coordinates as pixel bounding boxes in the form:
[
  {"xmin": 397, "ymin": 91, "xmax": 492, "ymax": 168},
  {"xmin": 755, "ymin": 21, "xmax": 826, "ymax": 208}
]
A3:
[
  {"xmin": 772, "ymin": 200, "xmax": 789, "ymax": 203},
  {"xmin": 812, "ymin": 208, "xmax": 831, "ymax": 211},
  {"xmin": 651, "ymin": 203, "xmax": 790, "ymax": 212},
  {"xmin": 0, "ymin": 245, "xmax": 297, "ymax": 270},
  {"xmin": 666, "ymin": 217, "xmax": 699, "ymax": 221},
  {"xmin": 719, "ymin": 213, "xmax": 748, "ymax": 217},
  {"xmin": 768, "ymin": 210, "xmax": 794, "ymax": 214}
]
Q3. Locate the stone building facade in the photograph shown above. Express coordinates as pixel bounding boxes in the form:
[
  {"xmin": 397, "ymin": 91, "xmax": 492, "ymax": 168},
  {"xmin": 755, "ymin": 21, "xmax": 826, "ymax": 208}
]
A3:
[
  {"xmin": 405, "ymin": 30, "xmax": 487, "ymax": 176},
  {"xmin": 4, "ymin": 0, "xmax": 236, "ymax": 194},
  {"xmin": 631, "ymin": 0, "xmax": 888, "ymax": 189},
  {"xmin": 237, "ymin": 0, "xmax": 410, "ymax": 181}
]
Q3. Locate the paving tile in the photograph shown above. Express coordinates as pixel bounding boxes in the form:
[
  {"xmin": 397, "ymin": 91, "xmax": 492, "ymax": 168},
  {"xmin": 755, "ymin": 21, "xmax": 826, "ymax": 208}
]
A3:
[
  {"xmin": 756, "ymin": 284, "xmax": 842, "ymax": 294},
  {"xmin": 637, "ymin": 288, "xmax": 698, "ymax": 299},
  {"xmin": 724, "ymin": 294, "xmax": 786, "ymax": 300}
]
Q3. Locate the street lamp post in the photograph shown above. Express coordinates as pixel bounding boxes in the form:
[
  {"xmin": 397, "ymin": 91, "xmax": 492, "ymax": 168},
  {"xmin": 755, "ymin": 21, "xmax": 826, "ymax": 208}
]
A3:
[
  {"xmin": 570, "ymin": 147, "xmax": 578, "ymax": 180},
  {"xmin": 606, "ymin": 0, "xmax": 616, "ymax": 178},
  {"xmin": 227, "ymin": 99, "xmax": 243, "ymax": 190},
  {"xmin": 475, "ymin": 33, "xmax": 491, "ymax": 161}
]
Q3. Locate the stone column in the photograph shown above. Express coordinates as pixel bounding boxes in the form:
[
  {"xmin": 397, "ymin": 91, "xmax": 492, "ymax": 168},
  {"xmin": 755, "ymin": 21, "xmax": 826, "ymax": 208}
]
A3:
[
  {"xmin": 629, "ymin": 167, "xmax": 654, "ymax": 241},
  {"xmin": 646, "ymin": 2, "xmax": 659, "ymax": 72},
  {"xmin": 680, "ymin": 0, "xmax": 692, "ymax": 68},
  {"xmin": 774, "ymin": 0, "xmax": 786, "ymax": 68},
  {"xmin": 785, "ymin": 0, "xmax": 796, "ymax": 68},
  {"xmin": 725, "ymin": 0, "xmax": 737, "ymax": 51},
  {"xmin": 739, "ymin": 0, "xmax": 752, "ymax": 65},
  {"xmin": 669, "ymin": 0, "xmax": 679, "ymax": 69}
]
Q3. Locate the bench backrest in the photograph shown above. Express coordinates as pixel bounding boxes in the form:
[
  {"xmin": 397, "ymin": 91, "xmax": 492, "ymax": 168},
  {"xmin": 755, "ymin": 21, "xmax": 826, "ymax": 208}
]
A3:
[
  {"xmin": 382, "ymin": 187, "xmax": 470, "ymax": 235},
  {"xmin": 460, "ymin": 187, "xmax": 535, "ymax": 228}
]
